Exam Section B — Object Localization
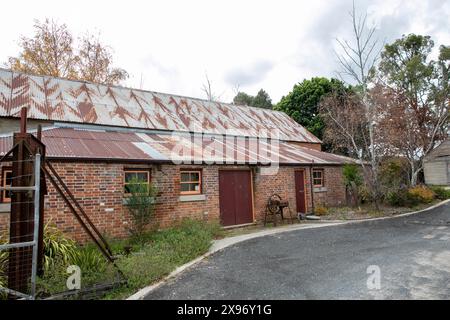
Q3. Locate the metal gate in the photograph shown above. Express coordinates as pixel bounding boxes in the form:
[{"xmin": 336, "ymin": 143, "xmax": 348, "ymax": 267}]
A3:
[{"xmin": 0, "ymin": 154, "xmax": 41, "ymax": 299}]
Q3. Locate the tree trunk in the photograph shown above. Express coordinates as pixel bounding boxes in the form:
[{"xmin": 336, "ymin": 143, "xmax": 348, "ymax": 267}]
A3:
[{"xmin": 410, "ymin": 161, "xmax": 420, "ymax": 186}]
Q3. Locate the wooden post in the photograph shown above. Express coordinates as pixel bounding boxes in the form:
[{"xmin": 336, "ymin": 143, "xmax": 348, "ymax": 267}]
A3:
[
  {"xmin": 20, "ymin": 107, "xmax": 27, "ymax": 134},
  {"xmin": 36, "ymin": 125, "xmax": 42, "ymax": 141},
  {"xmin": 7, "ymin": 108, "xmax": 46, "ymax": 295}
]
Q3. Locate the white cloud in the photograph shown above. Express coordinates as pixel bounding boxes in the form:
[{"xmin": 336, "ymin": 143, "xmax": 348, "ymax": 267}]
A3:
[{"xmin": 0, "ymin": 0, "xmax": 448, "ymax": 103}]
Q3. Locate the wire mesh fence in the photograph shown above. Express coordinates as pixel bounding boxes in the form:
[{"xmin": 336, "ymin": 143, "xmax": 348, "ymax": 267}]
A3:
[
  {"xmin": 2, "ymin": 154, "xmax": 125, "ymax": 300},
  {"xmin": 0, "ymin": 154, "xmax": 41, "ymax": 300}
]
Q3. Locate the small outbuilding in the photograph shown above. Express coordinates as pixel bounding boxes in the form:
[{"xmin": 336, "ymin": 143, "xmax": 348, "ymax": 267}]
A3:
[{"xmin": 424, "ymin": 139, "xmax": 450, "ymax": 186}]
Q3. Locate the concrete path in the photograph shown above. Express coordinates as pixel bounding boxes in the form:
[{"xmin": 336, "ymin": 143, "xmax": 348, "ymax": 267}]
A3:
[{"xmin": 144, "ymin": 201, "xmax": 450, "ymax": 299}]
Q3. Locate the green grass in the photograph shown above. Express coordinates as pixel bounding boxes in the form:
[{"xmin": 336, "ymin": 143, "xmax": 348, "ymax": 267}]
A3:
[{"xmin": 34, "ymin": 218, "xmax": 222, "ymax": 300}]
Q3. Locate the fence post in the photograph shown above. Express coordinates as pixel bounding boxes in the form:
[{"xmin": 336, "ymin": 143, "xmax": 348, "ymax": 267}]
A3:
[{"xmin": 30, "ymin": 153, "xmax": 41, "ymax": 299}]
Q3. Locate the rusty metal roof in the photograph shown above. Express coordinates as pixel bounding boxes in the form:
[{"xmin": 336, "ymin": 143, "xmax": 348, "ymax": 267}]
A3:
[
  {"xmin": 0, "ymin": 128, "xmax": 355, "ymax": 165},
  {"xmin": 0, "ymin": 69, "xmax": 321, "ymax": 143}
]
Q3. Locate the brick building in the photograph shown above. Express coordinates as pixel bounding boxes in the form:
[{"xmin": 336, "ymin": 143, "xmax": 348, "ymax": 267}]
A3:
[{"xmin": 0, "ymin": 69, "xmax": 356, "ymax": 241}]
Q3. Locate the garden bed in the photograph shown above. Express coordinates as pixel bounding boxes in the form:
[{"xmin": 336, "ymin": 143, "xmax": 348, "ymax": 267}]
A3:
[
  {"xmin": 317, "ymin": 200, "xmax": 442, "ymax": 221},
  {"xmin": 1, "ymin": 219, "xmax": 223, "ymax": 300}
]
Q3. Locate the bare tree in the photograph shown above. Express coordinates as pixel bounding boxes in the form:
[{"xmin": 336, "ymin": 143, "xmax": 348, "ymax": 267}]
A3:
[
  {"xmin": 232, "ymin": 83, "xmax": 241, "ymax": 96},
  {"xmin": 201, "ymin": 73, "xmax": 216, "ymax": 101},
  {"xmin": 328, "ymin": 1, "xmax": 383, "ymax": 207},
  {"xmin": 321, "ymin": 89, "xmax": 368, "ymax": 157},
  {"xmin": 201, "ymin": 72, "xmax": 225, "ymax": 102}
]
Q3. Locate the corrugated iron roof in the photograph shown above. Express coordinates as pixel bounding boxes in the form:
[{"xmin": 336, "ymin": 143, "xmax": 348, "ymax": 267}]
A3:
[
  {"xmin": 0, "ymin": 127, "xmax": 355, "ymax": 165},
  {"xmin": 0, "ymin": 68, "xmax": 321, "ymax": 143}
]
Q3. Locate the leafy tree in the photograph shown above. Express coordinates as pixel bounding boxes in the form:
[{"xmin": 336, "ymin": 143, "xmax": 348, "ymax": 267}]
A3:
[
  {"xmin": 7, "ymin": 19, "xmax": 77, "ymax": 79},
  {"xmin": 232, "ymin": 89, "xmax": 273, "ymax": 109},
  {"xmin": 77, "ymin": 33, "xmax": 129, "ymax": 85},
  {"xmin": 377, "ymin": 34, "xmax": 449, "ymax": 185},
  {"xmin": 275, "ymin": 77, "xmax": 346, "ymax": 141},
  {"xmin": 252, "ymin": 89, "xmax": 272, "ymax": 109},
  {"xmin": 6, "ymin": 19, "xmax": 128, "ymax": 85},
  {"xmin": 233, "ymin": 92, "xmax": 254, "ymax": 106},
  {"xmin": 379, "ymin": 34, "xmax": 435, "ymax": 101}
]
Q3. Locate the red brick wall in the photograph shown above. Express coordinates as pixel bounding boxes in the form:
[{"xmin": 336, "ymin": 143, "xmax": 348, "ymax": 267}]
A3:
[
  {"xmin": 0, "ymin": 162, "xmax": 346, "ymax": 242},
  {"xmin": 253, "ymin": 167, "xmax": 312, "ymax": 221},
  {"xmin": 252, "ymin": 166, "xmax": 346, "ymax": 220},
  {"xmin": 43, "ymin": 162, "xmax": 129, "ymax": 241},
  {"xmin": 151, "ymin": 165, "xmax": 221, "ymax": 226},
  {"xmin": 312, "ymin": 166, "xmax": 346, "ymax": 207}
]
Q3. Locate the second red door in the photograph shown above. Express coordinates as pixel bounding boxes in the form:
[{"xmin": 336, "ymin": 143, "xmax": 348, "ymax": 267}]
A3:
[{"xmin": 295, "ymin": 170, "xmax": 307, "ymax": 214}]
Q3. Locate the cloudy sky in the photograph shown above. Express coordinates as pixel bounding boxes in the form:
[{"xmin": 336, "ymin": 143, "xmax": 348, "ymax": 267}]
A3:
[{"xmin": 1, "ymin": 0, "xmax": 449, "ymax": 103}]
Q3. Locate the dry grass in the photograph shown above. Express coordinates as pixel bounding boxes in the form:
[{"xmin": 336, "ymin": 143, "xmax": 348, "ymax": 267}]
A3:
[{"xmin": 320, "ymin": 200, "xmax": 441, "ymax": 221}]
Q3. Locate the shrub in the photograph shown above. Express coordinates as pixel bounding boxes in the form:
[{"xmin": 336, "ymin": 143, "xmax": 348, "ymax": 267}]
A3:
[
  {"xmin": 314, "ymin": 206, "xmax": 328, "ymax": 216},
  {"xmin": 430, "ymin": 186, "xmax": 450, "ymax": 200},
  {"xmin": 2, "ymin": 227, "xmax": 83, "ymax": 298},
  {"xmin": 407, "ymin": 186, "xmax": 435, "ymax": 205},
  {"xmin": 387, "ymin": 189, "xmax": 408, "ymax": 207},
  {"xmin": 379, "ymin": 158, "xmax": 409, "ymax": 191},
  {"xmin": 386, "ymin": 186, "xmax": 435, "ymax": 207},
  {"xmin": 37, "ymin": 230, "xmax": 115, "ymax": 297},
  {"xmin": 388, "ymin": 186, "xmax": 435, "ymax": 207},
  {"xmin": 69, "ymin": 246, "xmax": 107, "ymax": 273},
  {"xmin": 342, "ymin": 164, "xmax": 363, "ymax": 187},
  {"xmin": 42, "ymin": 223, "xmax": 79, "ymax": 272},
  {"xmin": 358, "ymin": 185, "xmax": 372, "ymax": 204},
  {"xmin": 124, "ymin": 177, "xmax": 158, "ymax": 240}
]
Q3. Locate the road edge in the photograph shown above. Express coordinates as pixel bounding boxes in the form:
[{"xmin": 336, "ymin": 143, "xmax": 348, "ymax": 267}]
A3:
[{"xmin": 126, "ymin": 199, "xmax": 450, "ymax": 300}]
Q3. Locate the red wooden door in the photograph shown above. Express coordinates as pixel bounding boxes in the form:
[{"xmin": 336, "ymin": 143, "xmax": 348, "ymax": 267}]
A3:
[
  {"xmin": 295, "ymin": 170, "xmax": 306, "ymax": 213},
  {"xmin": 219, "ymin": 170, "xmax": 253, "ymax": 226}
]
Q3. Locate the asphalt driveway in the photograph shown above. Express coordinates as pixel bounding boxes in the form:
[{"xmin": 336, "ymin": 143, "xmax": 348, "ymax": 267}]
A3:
[{"xmin": 145, "ymin": 202, "xmax": 450, "ymax": 299}]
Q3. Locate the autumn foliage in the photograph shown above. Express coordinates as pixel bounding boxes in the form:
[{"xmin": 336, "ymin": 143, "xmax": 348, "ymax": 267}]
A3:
[{"xmin": 6, "ymin": 19, "xmax": 128, "ymax": 85}]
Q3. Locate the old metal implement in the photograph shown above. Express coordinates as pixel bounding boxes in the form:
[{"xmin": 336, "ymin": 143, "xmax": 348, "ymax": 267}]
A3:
[{"xmin": 264, "ymin": 194, "xmax": 294, "ymax": 226}]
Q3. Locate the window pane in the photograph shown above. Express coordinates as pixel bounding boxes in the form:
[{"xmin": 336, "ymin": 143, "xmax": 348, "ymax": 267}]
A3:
[
  {"xmin": 125, "ymin": 172, "xmax": 136, "ymax": 183},
  {"xmin": 181, "ymin": 172, "xmax": 190, "ymax": 182},
  {"xmin": 193, "ymin": 183, "xmax": 200, "ymax": 192},
  {"xmin": 5, "ymin": 171, "xmax": 12, "ymax": 185},
  {"xmin": 190, "ymin": 172, "xmax": 199, "ymax": 182},
  {"xmin": 314, "ymin": 178, "xmax": 323, "ymax": 186},
  {"xmin": 137, "ymin": 172, "xmax": 148, "ymax": 182},
  {"xmin": 180, "ymin": 183, "xmax": 190, "ymax": 192}
]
